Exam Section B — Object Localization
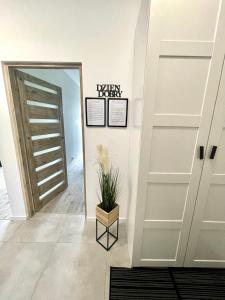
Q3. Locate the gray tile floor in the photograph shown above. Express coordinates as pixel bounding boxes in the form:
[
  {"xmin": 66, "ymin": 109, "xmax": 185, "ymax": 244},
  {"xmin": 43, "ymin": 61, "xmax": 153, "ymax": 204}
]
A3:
[{"xmin": 0, "ymin": 214, "xmax": 130, "ymax": 300}]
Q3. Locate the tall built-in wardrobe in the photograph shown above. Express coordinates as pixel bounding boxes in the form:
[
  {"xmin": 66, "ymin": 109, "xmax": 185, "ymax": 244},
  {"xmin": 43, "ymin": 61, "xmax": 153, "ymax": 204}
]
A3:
[{"xmin": 130, "ymin": 0, "xmax": 225, "ymax": 267}]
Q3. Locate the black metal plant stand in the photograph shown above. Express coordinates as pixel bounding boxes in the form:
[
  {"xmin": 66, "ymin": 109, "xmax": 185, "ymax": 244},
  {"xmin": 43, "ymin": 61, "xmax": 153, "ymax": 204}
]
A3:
[{"xmin": 96, "ymin": 218, "xmax": 119, "ymax": 251}]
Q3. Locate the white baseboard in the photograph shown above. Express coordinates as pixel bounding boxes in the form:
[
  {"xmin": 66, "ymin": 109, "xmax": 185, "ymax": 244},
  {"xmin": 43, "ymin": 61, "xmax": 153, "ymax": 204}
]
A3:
[{"xmin": 10, "ymin": 216, "xmax": 27, "ymax": 221}]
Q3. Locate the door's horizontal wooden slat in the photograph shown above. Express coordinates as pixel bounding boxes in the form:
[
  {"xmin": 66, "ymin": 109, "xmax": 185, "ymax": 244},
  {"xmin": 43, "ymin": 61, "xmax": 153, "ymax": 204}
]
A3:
[
  {"xmin": 152, "ymin": 114, "xmax": 201, "ymax": 128},
  {"xmin": 34, "ymin": 150, "xmax": 63, "ymax": 168},
  {"xmin": 38, "ymin": 173, "xmax": 65, "ymax": 195},
  {"xmin": 25, "ymin": 81, "xmax": 57, "ymax": 95},
  {"xmin": 27, "ymin": 105, "xmax": 59, "ymax": 119},
  {"xmin": 148, "ymin": 172, "xmax": 191, "ymax": 184},
  {"xmin": 32, "ymin": 137, "xmax": 62, "ymax": 152},
  {"xmin": 25, "ymin": 86, "xmax": 60, "ymax": 105},
  {"xmin": 36, "ymin": 161, "xmax": 64, "ymax": 182},
  {"xmin": 39, "ymin": 182, "xmax": 67, "ymax": 205},
  {"xmin": 30, "ymin": 123, "xmax": 61, "ymax": 136},
  {"xmin": 139, "ymin": 259, "xmax": 176, "ymax": 265},
  {"xmin": 202, "ymin": 221, "xmax": 225, "ymax": 230},
  {"xmin": 211, "ymin": 174, "xmax": 225, "ymax": 184},
  {"xmin": 159, "ymin": 40, "xmax": 213, "ymax": 57},
  {"xmin": 22, "ymin": 71, "xmax": 60, "ymax": 94},
  {"xmin": 143, "ymin": 220, "xmax": 183, "ymax": 229}
]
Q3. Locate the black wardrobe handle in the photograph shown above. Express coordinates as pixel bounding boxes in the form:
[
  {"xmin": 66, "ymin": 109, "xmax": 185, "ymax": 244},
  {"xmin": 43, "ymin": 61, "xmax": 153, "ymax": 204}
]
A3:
[
  {"xmin": 210, "ymin": 146, "xmax": 217, "ymax": 159},
  {"xmin": 199, "ymin": 146, "xmax": 204, "ymax": 160}
]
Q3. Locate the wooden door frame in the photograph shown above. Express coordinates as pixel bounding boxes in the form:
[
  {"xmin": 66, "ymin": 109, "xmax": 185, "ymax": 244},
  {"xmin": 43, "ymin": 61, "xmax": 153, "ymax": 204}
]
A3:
[{"xmin": 1, "ymin": 61, "xmax": 87, "ymax": 217}]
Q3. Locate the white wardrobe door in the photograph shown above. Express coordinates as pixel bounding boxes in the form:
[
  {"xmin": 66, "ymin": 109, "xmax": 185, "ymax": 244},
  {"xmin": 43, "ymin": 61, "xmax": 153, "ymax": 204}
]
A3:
[
  {"xmin": 133, "ymin": 0, "xmax": 225, "ymax": 267},
  {"xmin": 185, "ymin": 59, "xmax": 225, "ymax": 267}
]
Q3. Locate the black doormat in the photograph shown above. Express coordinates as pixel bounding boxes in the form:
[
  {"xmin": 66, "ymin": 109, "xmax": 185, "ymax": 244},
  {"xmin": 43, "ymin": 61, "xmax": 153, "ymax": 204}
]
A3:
[{"xmin": 110, "ymin": 267, "xmax": 225, "ymax": 299}]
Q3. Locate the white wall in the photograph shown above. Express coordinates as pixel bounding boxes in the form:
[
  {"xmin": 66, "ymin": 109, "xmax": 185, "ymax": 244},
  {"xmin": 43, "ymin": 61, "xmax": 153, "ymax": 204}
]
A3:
[
  {"xmin": 19, "ymin": 68, "xmax": 83, "ymax": 169},
  {"xmin": 127, "ymin": 0, "xmax": 149, "ymax": 260},
  {"xmin": 0, "ymin": 0, "xmax": 142, "ymax": 218},
  {"xmin": 0, "ymin": 71, "xmax": 27, "ymax": 218}
]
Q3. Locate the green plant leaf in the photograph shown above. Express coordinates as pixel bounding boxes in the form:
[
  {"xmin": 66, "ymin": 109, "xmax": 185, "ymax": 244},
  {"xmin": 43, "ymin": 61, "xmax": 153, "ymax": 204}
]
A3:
[{"xmin": 97, "ymin": 162, "xmax": 119, "ymax": 213}]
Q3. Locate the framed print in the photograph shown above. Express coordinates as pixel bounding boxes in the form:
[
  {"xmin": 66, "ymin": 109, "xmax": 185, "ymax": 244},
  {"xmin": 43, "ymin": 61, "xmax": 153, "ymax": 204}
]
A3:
[
  {"xmin": 85, "ymin": 97, "xmax": 106, "ymax": 127},
  {"xmin": 108, "ymin": 98, "xmax": 128, "ymax": 127}
]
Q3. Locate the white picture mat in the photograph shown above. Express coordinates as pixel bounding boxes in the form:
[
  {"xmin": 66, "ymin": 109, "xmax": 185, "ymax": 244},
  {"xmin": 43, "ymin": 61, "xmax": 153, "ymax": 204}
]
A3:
[
  {"xmin": 108, "ymin": 99, "xmax": 127, "ymax": 126},
  {"xmin": 86, "ymin": 99, "xmax": 105, "ymax": 126}
]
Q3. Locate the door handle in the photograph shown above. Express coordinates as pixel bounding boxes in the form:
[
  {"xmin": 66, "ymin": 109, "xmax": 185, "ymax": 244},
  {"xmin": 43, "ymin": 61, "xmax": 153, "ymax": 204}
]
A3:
[
  {"xmin": 210, "ymin": 146, "xmax": 217, "ymax": 159},
  {"xmin": 199, "ymin": 146, "xmax": 204, "ymax": 160}
]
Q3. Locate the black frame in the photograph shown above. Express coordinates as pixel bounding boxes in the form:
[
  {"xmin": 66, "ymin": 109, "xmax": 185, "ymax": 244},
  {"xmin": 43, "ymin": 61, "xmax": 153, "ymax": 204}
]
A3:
[
  {"xmin": 107, "ymin": 98, "xmax": 128, "ymax": 128},
  {"xmin": 96, "ymin": 218, "xmax": 119, "ymax": 251},
  {"xmin": 85, "ymin": 97, "xmax": 106, "ymax": 127}
]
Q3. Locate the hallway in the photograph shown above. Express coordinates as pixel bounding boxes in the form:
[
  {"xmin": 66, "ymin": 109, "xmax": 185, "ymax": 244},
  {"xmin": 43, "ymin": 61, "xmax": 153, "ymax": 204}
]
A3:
[
  {"xmin": 0, "ymin": 214, "xmax": 129, "ymax": 299},
  {"xmin": 0, "ymin": 167, "xmax": 11, "ymax": 220}
]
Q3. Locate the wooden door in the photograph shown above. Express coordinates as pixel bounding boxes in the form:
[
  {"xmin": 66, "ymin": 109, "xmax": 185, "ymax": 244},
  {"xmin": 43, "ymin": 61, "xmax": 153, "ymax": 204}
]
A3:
[
  {"xmin": 185, "ymin": 59, "xmax": 225, "ymax": 267},
  {"xmin": 133, "ymin": 0, "xmax": 225, "ymax": 266},
  {"xmin": 13, "ymin": 70, "xmax": 68, "ymax": 212}
]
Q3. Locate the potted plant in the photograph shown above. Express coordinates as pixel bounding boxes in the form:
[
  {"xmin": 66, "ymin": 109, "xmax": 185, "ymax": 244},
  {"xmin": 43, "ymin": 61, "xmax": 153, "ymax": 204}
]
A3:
[{"xmin": 96, "ymin": 144, "xmax": 119, "ymax": 228}]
